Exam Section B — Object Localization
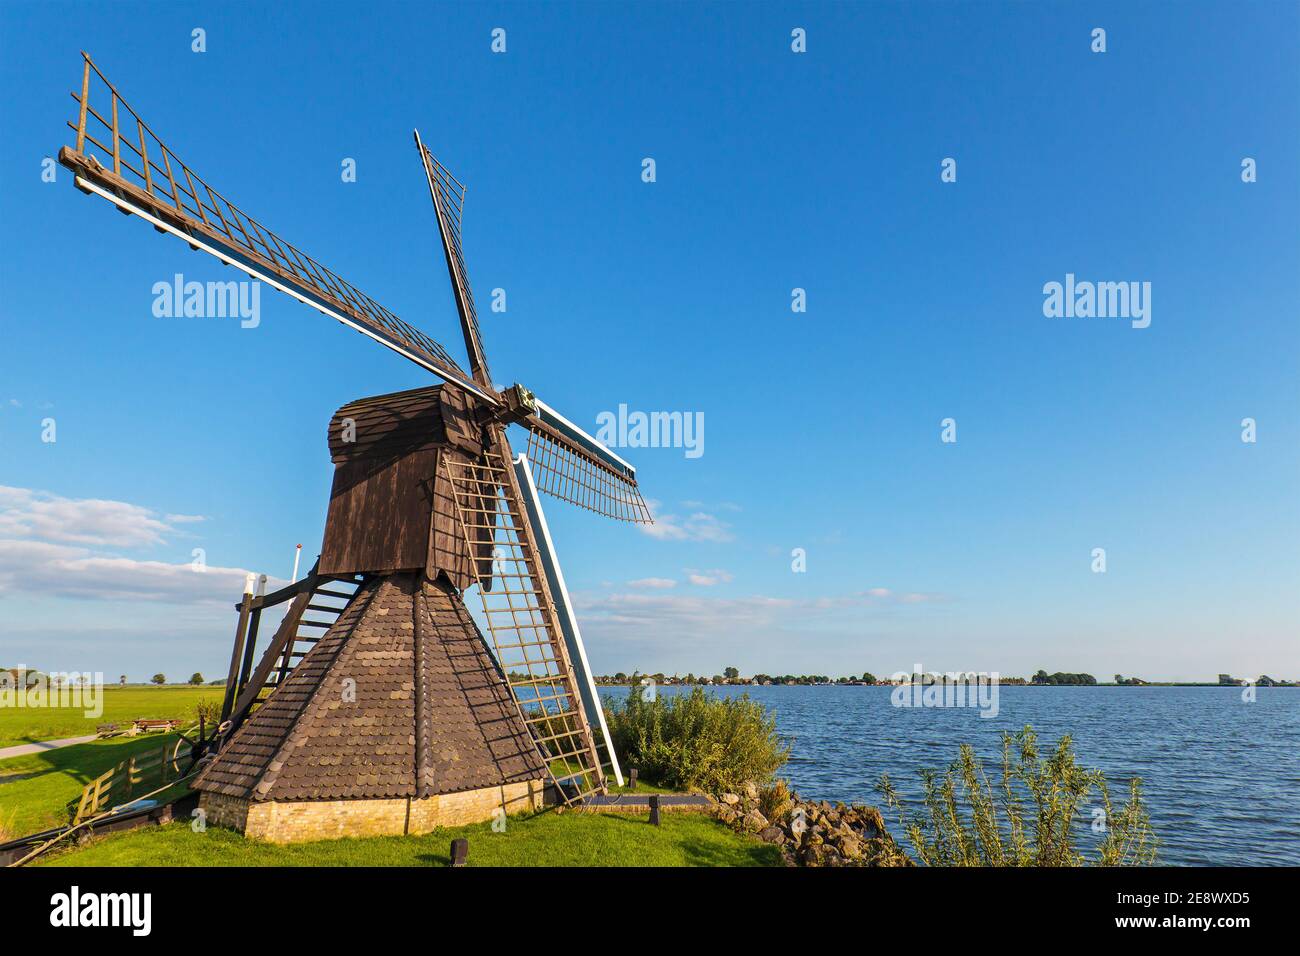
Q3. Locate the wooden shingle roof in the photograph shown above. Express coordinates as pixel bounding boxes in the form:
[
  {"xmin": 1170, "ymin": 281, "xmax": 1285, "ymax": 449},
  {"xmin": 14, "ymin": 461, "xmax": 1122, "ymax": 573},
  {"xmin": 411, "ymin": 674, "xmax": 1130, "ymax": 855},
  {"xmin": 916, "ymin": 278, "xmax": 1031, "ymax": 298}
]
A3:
[{"xmin": 194, "ymin": 573, "xmax": 545, "ymax": 802}]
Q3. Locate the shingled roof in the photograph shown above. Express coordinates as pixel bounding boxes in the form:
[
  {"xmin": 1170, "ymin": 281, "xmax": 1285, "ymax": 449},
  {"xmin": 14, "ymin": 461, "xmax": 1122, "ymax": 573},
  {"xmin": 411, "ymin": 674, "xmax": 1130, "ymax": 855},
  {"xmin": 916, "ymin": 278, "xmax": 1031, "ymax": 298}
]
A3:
[{"xmin": 194, "ymin": 573, "xmax": 546, "ymax": 802}]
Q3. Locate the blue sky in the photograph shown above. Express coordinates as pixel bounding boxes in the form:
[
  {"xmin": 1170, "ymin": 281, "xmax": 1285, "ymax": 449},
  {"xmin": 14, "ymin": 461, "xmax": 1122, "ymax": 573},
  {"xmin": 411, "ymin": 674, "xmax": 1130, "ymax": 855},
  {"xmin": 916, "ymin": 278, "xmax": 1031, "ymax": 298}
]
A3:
[{"xmin": 1, "ymin": 1, "xmax": 1296, "ymax": 682}]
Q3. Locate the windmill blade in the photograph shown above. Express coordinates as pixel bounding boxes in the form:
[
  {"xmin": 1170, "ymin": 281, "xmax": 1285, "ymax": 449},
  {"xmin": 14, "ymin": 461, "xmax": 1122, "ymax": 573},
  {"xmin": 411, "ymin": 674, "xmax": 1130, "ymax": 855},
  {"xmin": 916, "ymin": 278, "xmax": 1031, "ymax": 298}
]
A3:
[
  {"xmin": 58, "ymin": 53, "xmax": 497, "ymax": 406},
  {"xmin": 514, "ymin": 393, "xmax": 652, "ymax": 524},
  {"xmin": 415, "ymin": 133, "xmax": 492, "ymax": 390}
]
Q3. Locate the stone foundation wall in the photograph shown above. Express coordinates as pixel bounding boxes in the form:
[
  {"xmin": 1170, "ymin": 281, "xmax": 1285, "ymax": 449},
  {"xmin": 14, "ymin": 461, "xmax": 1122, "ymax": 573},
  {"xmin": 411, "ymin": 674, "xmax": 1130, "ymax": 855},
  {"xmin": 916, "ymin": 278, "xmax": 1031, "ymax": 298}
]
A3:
[
  {"xmin": 197, "ymin": 779, "xmax": 546, "ymax": 844},
  {"xmin": 199, "ymin": 790, "xmax": 250, "ymax": 832}
]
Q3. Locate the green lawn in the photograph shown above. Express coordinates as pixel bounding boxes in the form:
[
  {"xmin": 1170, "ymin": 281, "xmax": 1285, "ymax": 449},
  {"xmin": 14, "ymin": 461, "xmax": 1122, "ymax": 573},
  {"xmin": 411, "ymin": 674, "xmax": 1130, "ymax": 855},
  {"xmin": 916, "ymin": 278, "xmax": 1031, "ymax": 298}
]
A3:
[
  {"xmin": 0, "ymin": 685, "xmax": 222, "ymax": 748},
  {"xmin": 0, "ymin": 734, "xmax": 192, "ymax": 838},
  {"xmin": 37, "ymin": 812, "xmax": 781, "ymax": 867}
]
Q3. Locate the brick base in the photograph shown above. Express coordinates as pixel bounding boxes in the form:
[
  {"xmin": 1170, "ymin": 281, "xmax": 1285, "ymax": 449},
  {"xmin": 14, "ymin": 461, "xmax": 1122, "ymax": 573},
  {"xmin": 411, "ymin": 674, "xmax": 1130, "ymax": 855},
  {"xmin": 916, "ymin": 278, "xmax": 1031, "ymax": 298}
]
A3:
[{"xmin": 198, "ymin": 780, "xmax": 548, "ymax": 843}]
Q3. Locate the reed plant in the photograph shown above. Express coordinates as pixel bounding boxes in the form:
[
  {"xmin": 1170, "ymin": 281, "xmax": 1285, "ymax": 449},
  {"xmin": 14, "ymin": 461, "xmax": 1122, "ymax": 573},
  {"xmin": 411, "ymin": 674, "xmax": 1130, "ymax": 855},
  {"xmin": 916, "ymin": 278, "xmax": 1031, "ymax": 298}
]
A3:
[{"xmin": 877, "ymin": 725, "xmax": 1157, "ymax": 866}]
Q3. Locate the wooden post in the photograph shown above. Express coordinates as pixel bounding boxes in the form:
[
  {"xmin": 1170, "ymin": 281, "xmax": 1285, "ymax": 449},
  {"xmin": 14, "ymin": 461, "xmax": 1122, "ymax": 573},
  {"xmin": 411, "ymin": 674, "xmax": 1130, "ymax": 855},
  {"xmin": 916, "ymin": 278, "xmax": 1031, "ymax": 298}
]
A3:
[
  {"xmin": 76, "ymin": 56, "xmax": 90, "ymax": 154},
  {"xmin": 648, "ymin": 794, "xmax": 661, "ymax": 826},
  {"xmin": 220, "ymin": 576, "xmax": 257, "ymax": 723},
  {"xmin": 110, "ymin": 93, "xmax": 120, "ymax": 176},
  {"xmin": 238, "ymin": 609, "xmax": 262, "ymax": 695},
  {"xmin": 237, "ymin": 574, "xmax": 268, "ymax": 695},
  {"xmin": 137, "ymin": 118, "xmax": 152, "ymax": 194},
  {"xmin": 628, "ymin": 768, "xmax": 637, "ymax": 791},
  {"xmin": 450, "ymin": 838, "xmax": 469, "ymax": 867}
]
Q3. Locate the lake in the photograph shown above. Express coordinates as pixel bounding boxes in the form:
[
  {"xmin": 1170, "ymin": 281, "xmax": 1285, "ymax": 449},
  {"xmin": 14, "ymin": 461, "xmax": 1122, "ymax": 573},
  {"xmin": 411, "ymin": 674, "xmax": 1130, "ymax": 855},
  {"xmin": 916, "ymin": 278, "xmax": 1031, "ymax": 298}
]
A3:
[{"xmin": 598, "ymin": 684, "xmax": 1300, "ymax": 866}]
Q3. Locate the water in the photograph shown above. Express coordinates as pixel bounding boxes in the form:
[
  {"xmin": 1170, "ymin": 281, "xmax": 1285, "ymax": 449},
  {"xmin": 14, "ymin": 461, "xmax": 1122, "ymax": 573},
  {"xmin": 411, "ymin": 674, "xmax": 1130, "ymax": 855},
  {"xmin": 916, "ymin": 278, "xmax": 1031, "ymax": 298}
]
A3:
[{"xmin": 598, "ymin": 684, "xmax": 1300, "ymax": 866}]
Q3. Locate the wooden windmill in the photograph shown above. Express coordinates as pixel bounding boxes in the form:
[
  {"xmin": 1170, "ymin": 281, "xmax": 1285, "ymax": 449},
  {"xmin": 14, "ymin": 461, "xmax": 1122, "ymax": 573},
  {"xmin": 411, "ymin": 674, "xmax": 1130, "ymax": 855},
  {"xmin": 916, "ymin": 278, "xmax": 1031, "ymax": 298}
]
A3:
[{"xmin": 57, "ymin": 54, "xmax": 651, "ymax": 842}]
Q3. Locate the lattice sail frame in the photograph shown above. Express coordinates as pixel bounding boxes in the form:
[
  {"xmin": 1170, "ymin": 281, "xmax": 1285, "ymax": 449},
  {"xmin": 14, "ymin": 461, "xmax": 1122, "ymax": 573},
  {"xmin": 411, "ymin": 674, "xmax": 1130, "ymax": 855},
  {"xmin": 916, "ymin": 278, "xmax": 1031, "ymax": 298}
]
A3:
[
  {"xmin": 418, "ymin": 141, "xmax": 492, "ymax": 388},
  {"xmin": 441, "ymin": 436, "xmax": 613, "ymax": 800},
  {"xmin": 524, "ymin": 426, "xmax": 653, "ymax": 523},
  {"xmin": 59, "ymin": 53, "xmax": 487, "ymax": 401}
]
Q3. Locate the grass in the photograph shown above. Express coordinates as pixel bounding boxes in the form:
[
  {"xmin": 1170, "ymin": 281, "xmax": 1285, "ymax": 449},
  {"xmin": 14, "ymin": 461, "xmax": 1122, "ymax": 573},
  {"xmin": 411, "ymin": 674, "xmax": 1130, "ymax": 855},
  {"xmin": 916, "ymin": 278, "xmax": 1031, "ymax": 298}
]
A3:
[
  {"xmin": 0, "ymin": 685, "xmax": 222, "ymax": 749},
  {"xmin": 0, "ymin": 734, "xmax": 192, "ymax": 837},
  {"xmin": 607, "ymin": 776, "xmax": 677, "ymax": 795},
  {"xmin": 37, "ymin": 811, "xmax": 782, "ymax": 867}
]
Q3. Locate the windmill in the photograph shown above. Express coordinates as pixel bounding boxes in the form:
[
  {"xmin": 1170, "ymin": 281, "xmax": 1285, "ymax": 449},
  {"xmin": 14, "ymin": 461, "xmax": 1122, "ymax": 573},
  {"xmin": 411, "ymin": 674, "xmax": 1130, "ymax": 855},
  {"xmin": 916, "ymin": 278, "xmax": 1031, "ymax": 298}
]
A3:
[{"xmin": 57, "ymin": 53, "xmax": 652, "ymax": 842}]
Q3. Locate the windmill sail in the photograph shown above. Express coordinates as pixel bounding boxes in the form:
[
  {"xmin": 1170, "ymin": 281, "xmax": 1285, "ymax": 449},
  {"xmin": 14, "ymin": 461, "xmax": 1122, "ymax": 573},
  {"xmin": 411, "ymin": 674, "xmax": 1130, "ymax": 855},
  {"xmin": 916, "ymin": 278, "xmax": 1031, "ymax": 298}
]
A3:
[
  {"xmin": 441, "ymin": 434, "xmax": 609, "ymax": 800},
  {"xmin": 58, "ymin": 54, "xmax": 493, "ymax": 404},
  {"xmin": 523, "ymin": 420, "xmax": 653, "ymax": 523},
  {"xmin": 415, "ymin": 134, "xmax": 492, "ymax": 390}
]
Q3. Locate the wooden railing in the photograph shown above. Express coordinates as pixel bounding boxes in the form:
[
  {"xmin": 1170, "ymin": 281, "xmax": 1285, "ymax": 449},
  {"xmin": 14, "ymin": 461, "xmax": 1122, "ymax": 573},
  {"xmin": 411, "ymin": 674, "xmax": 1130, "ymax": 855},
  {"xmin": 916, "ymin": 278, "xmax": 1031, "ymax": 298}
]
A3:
[{"xmin": 73, "ymin": 739, "xmax": 194, "ymax": 823}]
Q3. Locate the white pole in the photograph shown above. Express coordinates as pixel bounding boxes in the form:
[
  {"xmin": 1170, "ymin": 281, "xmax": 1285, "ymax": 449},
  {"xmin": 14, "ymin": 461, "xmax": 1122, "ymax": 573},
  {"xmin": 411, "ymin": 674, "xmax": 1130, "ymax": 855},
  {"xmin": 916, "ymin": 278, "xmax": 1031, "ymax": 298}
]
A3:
[{"xmin": 291, "ymin": 544, "xmax": 302, "ymax": 584}]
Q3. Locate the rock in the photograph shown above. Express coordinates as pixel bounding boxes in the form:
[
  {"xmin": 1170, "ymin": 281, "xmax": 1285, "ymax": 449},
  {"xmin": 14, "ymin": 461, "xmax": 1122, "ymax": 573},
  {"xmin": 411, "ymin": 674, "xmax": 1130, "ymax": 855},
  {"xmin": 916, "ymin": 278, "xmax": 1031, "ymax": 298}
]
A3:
[
  {"xmin": 859, "ymin": 806, "xmax": 886, "ymax": 836},
  {"xmin": 839, "ymin": 835, "xmax": 862, "ymax": 860},
  {"xmin": 758, "ymin": 826, "xmax": 784, "ymax": 844},
  {"xmin": 742, "ymin": 781, "xmax": 759, "ymax": 801},
  {"xmin": 741, "ymin": 809, "xmax": 769, "ymax": 832},
  {"xmin": 720, "ymin": 792, "xmax": 741, "ymax": 806}
]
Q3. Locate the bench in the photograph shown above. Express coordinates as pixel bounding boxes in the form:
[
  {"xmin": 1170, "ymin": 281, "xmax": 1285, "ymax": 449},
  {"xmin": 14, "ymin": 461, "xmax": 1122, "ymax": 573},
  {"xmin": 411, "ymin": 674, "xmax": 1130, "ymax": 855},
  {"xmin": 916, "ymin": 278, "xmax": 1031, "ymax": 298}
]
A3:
[{"xmin": 129, "ymin": 718, "xmax": 181, "ymax": 735}]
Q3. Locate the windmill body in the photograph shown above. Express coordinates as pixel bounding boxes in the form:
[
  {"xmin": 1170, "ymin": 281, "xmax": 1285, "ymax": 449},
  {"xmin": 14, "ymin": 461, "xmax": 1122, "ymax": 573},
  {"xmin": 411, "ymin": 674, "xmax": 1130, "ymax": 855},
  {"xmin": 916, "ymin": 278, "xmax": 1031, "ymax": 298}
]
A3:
[{"xmin": 58, "ymin": 54, "xmax": 651, "ymax": 842}]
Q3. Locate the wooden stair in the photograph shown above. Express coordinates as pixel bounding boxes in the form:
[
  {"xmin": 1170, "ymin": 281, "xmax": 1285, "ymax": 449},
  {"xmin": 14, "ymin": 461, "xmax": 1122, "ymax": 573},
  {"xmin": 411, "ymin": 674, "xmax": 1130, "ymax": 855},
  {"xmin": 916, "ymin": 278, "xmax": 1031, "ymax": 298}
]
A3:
[{"xmin": 249, "ymin": 574, "xmax": 365, "ymax": 714}]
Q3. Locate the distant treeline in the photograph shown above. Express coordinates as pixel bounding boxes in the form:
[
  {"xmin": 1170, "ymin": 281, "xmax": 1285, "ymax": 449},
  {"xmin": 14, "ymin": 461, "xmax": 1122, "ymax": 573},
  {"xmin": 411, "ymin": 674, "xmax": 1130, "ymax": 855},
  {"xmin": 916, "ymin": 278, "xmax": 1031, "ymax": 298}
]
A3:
[{"xmin": 1031, "ymin": 671, "xmax": 1097, "ymax": 685}]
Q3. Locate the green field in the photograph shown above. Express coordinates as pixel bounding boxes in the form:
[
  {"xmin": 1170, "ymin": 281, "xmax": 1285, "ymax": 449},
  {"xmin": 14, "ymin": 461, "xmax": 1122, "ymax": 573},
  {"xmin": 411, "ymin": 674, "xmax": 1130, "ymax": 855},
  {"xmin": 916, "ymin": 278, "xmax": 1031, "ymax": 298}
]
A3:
[
  {"xmin": 0, "ymin": 734, "xmax": 193, "ymax": 837},
  {"xmin": 36, "ymin": 811, "xmax": 780, "ymax": 867},
  {"xmin": 0, "ymin": 685, "xmax": 222, "ymax": 749},
  {"xmin": 2, "ymin": 685, "xmax": 769, "ymax": 866}
]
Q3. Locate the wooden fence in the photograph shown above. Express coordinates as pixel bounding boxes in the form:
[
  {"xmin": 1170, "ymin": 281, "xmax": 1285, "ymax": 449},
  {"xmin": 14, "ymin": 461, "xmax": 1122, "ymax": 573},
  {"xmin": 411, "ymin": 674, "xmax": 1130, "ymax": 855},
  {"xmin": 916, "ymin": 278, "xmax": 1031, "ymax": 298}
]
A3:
[{"xmin": 73, "ymin": 740, "xmax": 193, "ymax": 823}]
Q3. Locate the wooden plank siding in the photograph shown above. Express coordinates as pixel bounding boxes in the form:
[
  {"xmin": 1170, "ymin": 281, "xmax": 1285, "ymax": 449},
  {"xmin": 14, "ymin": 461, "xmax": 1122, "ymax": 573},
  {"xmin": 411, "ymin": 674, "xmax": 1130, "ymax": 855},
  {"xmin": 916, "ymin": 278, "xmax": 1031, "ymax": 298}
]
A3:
[{"xmin": 319, "ymin": 384, "xmax": 486, "ymax": 591}]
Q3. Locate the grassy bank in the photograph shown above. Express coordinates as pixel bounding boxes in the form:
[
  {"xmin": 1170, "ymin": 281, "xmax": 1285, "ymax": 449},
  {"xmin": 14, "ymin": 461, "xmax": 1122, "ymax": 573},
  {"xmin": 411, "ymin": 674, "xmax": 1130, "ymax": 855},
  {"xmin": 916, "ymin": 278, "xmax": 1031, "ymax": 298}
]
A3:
[
  {"xmin": 0, "ymin": 734, "xmax": 192, "ymax": 838},
  {"xmin": 0, "ymin": 685, "xmax": 221, "ymax": 748},
  {"xmin": 37, "ymin": 812, "xmax": 780, "ymax": 867}
]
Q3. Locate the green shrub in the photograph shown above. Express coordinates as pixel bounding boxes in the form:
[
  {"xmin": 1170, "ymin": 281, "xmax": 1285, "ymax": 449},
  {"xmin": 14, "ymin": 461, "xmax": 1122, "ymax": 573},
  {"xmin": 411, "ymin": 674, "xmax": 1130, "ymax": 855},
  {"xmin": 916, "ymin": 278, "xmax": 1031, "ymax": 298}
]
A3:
[
  {"xmin": 757, "ymin": 778, "xmax": 795, "ymax": 823},
  {"xmin": 193, "ymin": 699, "xmax": 220, "ymax": 733},
  {"xmin": 606, "ymin": 687, "xmax": 790, "ymax": 795},
  {"xmin": 877, "ymin": 725, "xmax": 1157, "ymax": 866}
]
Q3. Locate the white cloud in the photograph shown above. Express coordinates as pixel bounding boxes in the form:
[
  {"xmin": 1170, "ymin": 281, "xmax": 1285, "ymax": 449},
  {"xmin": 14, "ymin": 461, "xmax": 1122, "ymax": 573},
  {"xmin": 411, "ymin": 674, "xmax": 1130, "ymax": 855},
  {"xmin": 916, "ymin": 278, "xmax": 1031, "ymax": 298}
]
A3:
[
  {"xmin": 0, "ymin": 486, "xmax": 179, "ymax": 548},
  {"xmin": 639, "ymin": 501, "xmax": 733, "ymax": 543},
  {"xmin": 0, "ymin": 538, "xmax": 273, "ymax": 603},
  {"xmin": 627, "ymin": 577, "xmax": 677, "ymax": 589},
  {"xmin": 165, "ymin": 513, "xmax": 207, "ymax": 525},
  {"xmin": 574, "ymin": 587, "xmax": 942, "ymax": 652},
  {"xmin": 685, "ymin": 568, "xmax": 734, "ymax": 586},
  {"xmin": 0, "ymin": 486, "xmax": 267, "ymax": 604}
]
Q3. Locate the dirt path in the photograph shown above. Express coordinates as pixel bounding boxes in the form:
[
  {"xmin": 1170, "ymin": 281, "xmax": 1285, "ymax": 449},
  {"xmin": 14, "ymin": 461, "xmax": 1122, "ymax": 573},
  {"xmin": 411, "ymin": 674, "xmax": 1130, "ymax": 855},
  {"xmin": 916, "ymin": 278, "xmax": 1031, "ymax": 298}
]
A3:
[{"xmin": 0, "ymin": 735, "xmax": 99, "ymax": 761}]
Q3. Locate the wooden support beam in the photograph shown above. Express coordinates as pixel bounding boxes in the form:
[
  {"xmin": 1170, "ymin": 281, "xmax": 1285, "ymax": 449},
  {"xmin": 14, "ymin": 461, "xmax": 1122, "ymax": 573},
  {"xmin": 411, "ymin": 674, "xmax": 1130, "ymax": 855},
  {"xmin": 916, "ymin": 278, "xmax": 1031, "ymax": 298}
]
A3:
[
  {"xmin": 224, "ymin": 583, "xmax": 323, "ymax": 735},
  {"xmin": 220, "ymin": 584, "xmax": 255, "ymax": 724}
]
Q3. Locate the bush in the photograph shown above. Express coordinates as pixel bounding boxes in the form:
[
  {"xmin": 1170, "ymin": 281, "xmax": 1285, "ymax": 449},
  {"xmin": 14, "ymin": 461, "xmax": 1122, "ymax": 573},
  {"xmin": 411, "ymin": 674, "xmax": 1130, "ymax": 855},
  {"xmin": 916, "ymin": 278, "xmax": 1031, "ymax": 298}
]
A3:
[
  {"xmin": 605, "ymin": 687, "xmax": 790, "ymax": 795},
  {"xmin": 877, "ymin": 725, "xmax": 1157, "ymax": 866},
  {"xmin": 193, "ymin": 699, "xmax": 220, "ymax": 733},
  {"xmin": 757, "ymin": 778, "xmax": 795, "ymax": 823}
]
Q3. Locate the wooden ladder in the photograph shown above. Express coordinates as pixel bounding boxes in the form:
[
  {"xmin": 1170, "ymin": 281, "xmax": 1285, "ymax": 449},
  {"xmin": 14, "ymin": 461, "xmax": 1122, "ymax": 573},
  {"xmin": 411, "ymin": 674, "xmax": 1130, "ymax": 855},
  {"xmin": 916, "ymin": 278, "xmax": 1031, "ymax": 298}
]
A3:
[{"xmin": 441, "ymin": 444, "xmax": 606, "ymax": 802}]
